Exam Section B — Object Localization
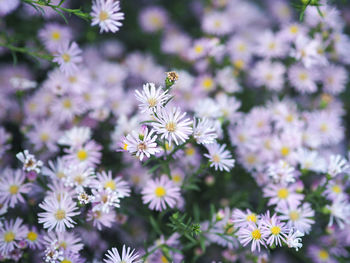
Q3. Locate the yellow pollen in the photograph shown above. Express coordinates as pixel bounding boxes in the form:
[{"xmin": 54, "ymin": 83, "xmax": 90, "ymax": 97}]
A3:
[
  {"xmin": 61, "ymin": 260, "xmax": 72, "ymax": 263},
  {"xmin": 138, "ymin": 142, "xmax": 147, "ymax": 151},
  {"xmin": 55, "ymin": 209, "xmax": 66, "ymax": 220},
  {"xmin": 318, "ymin": 249, "xmax": 329, "ymax": 260},
  {"xmin": 277, "ymin": 188, "xmax": 289, "ymax": 199},
  {"xmin": 194, "ymin": 45, "xmax": 203, "ymax": 54},
  {"xmin": 238, "ymin": 134, "xmax": 246, "ymax": 142},
  {"xmin": 203, "ymin": 77, "xmax": 214, "ymax": 90},
  {"xmin": 212, "ymin": 154, "xmax": 221, "ymax": 163},
  {"xmin": 40, "ymin": 133, "xmax": 49, "ymax": 142},
  {"xmin": 214, "ymin": 20, "xmax": 222, "ymax": 28},
  {"xmin": 289, "ymin": 25, "xmax": 299, "ymax": 34},
  {"xmin": 27, "ymin": 231, "xmax": 38, "ymax": 241},
  {"xmin": 320, "ymin": 123, "xmax": 328, "ymax": 132},
  {"xmin": 147, "ymin": 97, "xmax": 157, "ymax": 107},
  {"xmin": 251, "ymin": 229, "xmax": 261, "ymax": 240},
  {"xmin": 280, "ymin": 146, "xmax": 290, "ymax": 157},
  {"xmin": 68, "ymin": 76, "xmax": 77, "ymax": 83},
  {"xmin": 289, "ymin": 211, "xmax": 300, "ymax": 221},
  {"xmin": 99, "ymin": 10, "xmax": 109, "ymax": 21},
  {"xmin": 234, "ymin": 59, "xmax": 244, "ymax": 70},
  {"xmin": 9, "ymin": 185, "xmax": 19, "ymax": 195},
  {"xmin": 161, "ymin": 255, "xmax": 169, "ymax": 263},
  {"xmin": 237, "ymin": 44, "xmax": 246, "ymax": 52},
  {"xmin": 150, "ymin": 16, "xmax": 162, "ymax": 27},
  {"xmin": 51, "ymin": 31, "xmax": 61, "ymax": 40},
  {"xmin": 56, "ymin": 172, "xmax": 65, "ymax": 179},
  {"xmin": 172, "ymin": 174, "xmax": 182, "ymax": 183},
  {"xmin": 271, "ymin": 226, "xmax": 281, "ymax": 235},
  {"xmin": 286, "ymin": 114, "xmax": 294, "ymax": 122},
  {"xmin": 265, "ymin": 73, "xmax": 273, "ymax": 81},
  {"xmin": 332, "ymin": 185, "xmax": 341, "ymax": 194},
  {"xmin": 185, "ymin": 147, "xmax": 195, "ymax": 156},
  {"xmin": 61, "ymin": 53, "xmax": 71, "ymax": 63},
  {"xmin": 298, "ymin": 72, "xmax": 308, "ymax": 81},
  {"xmin": 4, "ymin": 231, "xmax": 15, "ymax": 242},
  {"xmin": 246, "ymin": 155, "xmax": 256, "ymax": 165},
  {"xmin": 246, "ymin": 213, "xmax": 257, "ymax": 223},
  {"xmin": 268, "ymin": 42, "xmax": 276, "ymax": 50},
  {"xmin": 104, "ymin": 180, "xmax": 116, "ymax": 191},
  {"xmin": 165, "ymin": 122, "xmax": 176, "ymax": 132},
  {"xmin": 155, "ymin": 186, "xmax": 166, "ymax": 197},
  {"xmin": 74, "ymin": 175, "xmax": 84, "ymax": 185},
  {"xmin": 123, "ymin": 143, "xmax": 128, "ymax": 151},
  {"xmin": 77, "ymin": 149, "xmax": 88, "ymax": 161},
  {"xmin": 62, "ymin": 99, "xmax": 72, "ymax": 109}
]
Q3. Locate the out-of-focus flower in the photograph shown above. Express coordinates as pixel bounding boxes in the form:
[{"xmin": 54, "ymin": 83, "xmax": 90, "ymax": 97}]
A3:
[
  {"xmin": 91, "ymin": 0, "xmax": 124, "ymax": 33},
  {"xmin": 53, "ymin": 41, "xmax": 82, "ymax": 74},
  {"xmin": 141, "ymin": 175, "xmax": 181, "ymax": 211},
  {"xmin": 204, "ymin": 143, "xmax": 235, "ymax": 172}
]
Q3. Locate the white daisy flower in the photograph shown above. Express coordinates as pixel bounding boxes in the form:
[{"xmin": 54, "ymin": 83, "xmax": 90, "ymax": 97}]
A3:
[
  {"xmin": 135, "ymin": 83, "xmax": 171, "ymax": 113},
  {"xmin": 104, "ymin": 245, "xmax": 142, "ymax": 263},
  {"xmin": 204, "ymin": 143, "xmax": 235, "ymax": 172},
  {"xmin": 152, "ymin": 106, "xmax": 193, "ymax": 146},
  {"xmin": 91, "ymin": 0, "xmax": 124, "ymax": 33},
  {"xmin": 38, "ymin": 193, "xmax": 80, "ymax": 232}
]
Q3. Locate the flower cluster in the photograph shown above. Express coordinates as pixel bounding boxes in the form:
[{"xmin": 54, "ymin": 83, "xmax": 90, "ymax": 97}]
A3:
[{"xmin": 1, "ymin": 0, "xmax": 350, "ymax": 262}]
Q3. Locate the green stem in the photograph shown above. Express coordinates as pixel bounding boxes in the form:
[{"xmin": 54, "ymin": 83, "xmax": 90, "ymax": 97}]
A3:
[{"xmin": 0, "ymin": 42, "xmax": 53, "ymax": 61}]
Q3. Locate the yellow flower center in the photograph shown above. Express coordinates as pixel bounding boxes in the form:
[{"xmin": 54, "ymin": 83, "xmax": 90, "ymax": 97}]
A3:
[
  {"xmin": 277, "ymin": 188, "xmax": 289, "ymax": 199},
  {"xmin": 268, "ymin": 42, "xmax": 276, "ymax": 50},
  {"xmin": 74, "ymin": 175, "xmax": 84, "ymax": 185},
  {"xmin": 280, "ymin": 146, "xmax": 290, "ymax": 157},
  {"xmin": 251, "ymin": 229, "xmax": 261, "ymax": 240},
  {"xmin": 55, "ymin": 209, "xmax": 66, "ymax": 220},
  {"xmin": 185, "ymin": 147, "xmax": 195, "ymax": 156},
  {"xmin": 155, "ymin": 186, "xmax": 166, "ymax": 197},
  {"xmin": 194, "ymin": 45, "xmax": 203, "ymax": 54},
  {"xmin": 286, "ymin": 114, "xmax": 294, "ymax": 122},
  {"xmin": 27, "ymin": 231, "xmax": 38, "ymax": 241},
  {"xmin": 172, "ymin": 174, "xmax": 182, "ymax": 183},
  {"xmin": 99, "ymin": 10, "xmax": 109, "ymax": 21},
  {"xmin": 51, "ymin": 31, "xmax": 61, "ymax": 40},
  {"xmin": 150, "ymin": 16, "xmax": 161, "ymax": 27},
  {"xmin": 61, "ymin": 53, "xmax": 71, "ymax": 63},
  {"xmin": 237, "ymin": 43, "xmax": 246, "ymax": 52},
  {"xmin": 165, "ymin": 122, "xmax": 176, "ymax": 132},
  {"xmin": 290, "ymin": 25, "xmax": 299, "ymax": 34},
  {"xmin": 61, "ymin": 260, "xmax": 72, "ymax": 263},
  {"xmin": 318, "ymin": 249, "xmax": 329, "ymax": 260},
  {"xmin": 246, "ymin": 154, "xmax": 256, "ymax": 165},
  {"xmin": 265, "ymin": 73, "xmax": 273, "ymax": 81},
  {"xmin": 77, "ymin": 149, "xmax": 88, "ymax": 161},
  {"xmin": 212, "ymin": 154, "xmax": 221, "ymax": 163},
  {"xmin": 270, "ymin": 226, "xmax": 281, "ymax": 235},
  {"xmin": 234, "ymin": 59, "xmax": 244, "ymax": 70},
  {"xmin": 56, "ymin": 172, "xmax": 65, "ymax": 179},
  {"xmin": 203, "ymin": 77, "xmax": 214, "ymax": 91},
  {"xmin": 332, "ymin": 185, "xmax": 341, "ymax": 194},
  {"xmin": 104, "ymin": 180, "xmax": 116, "ymax": 191},
  {"xmin": 4, "ymin": 231, "xmax": 15, "ymax": 242},
  {"xmin": 289, "ymin": 211, "xmax": 299, "ymax": 221},
  {"xmin": 246, "ymin": 213, "xmax": 257, "ymax": 223},
  {"xmin": 9, "ymin": 185, "xmax": 19, "ymax": 195},
  {"xmin": 68, "ymin": 76, "xmax": 77, "ymax": 83},
  {"xmin": 147, "ymin": 97, "xmax": 157, "ymax": 107},
  {"xmin": 40, "ymin": 133, "xmax": 49, "ymax": 142},
  {"xmin": 320, "ymin": 123, "xmax": 328, "ymax": 132},
  {"xmin": 161, "ymin": 255, "xmax": 169, "ymax": 263},
  {"xmin": 62, "ymin": 99, "xmax": 72, "ymax": 109},
  {"xmin": 123, "ymin": 143, "xmax": 128, "ymax": 151},
  {"xmin": 298, "ymin": 72, "xmax": 308, "ymax": 81}
]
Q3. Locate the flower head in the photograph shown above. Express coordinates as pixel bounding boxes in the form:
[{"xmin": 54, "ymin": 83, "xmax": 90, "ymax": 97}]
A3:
[{"xmin": 91, "ymin": 0, "xmax": 124, "ymax": 33}]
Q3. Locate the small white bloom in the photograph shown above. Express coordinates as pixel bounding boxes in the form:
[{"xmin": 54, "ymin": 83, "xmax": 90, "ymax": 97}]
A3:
[
  {"xmin": 193, "ymin": 118, "xmax": 217, "ymax": 145},
  {"xmin": 16, "ymin": 150, "xmax": 43, "ymax": 173}
]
